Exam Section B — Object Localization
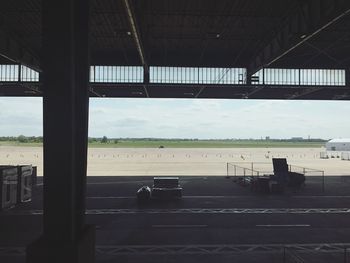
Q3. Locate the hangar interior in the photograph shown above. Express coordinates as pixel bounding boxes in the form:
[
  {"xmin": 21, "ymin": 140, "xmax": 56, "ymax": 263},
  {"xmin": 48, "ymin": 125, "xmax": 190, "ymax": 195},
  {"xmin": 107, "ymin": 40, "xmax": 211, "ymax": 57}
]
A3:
[{"xmin": 0, "ymin": 0, "xmax": 350, "ymax": 262}]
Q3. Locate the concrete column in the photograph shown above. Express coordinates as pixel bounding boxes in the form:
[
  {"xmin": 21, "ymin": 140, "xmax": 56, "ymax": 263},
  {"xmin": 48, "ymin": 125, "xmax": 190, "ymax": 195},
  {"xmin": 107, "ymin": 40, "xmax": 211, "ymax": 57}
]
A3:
[
  {"xmin": 74, "ymin": 0, "xmax": 90, "ymax": 235},
  {"xmin": 26, "ymin": 0, "xmax": 95, "ymax": 262}
]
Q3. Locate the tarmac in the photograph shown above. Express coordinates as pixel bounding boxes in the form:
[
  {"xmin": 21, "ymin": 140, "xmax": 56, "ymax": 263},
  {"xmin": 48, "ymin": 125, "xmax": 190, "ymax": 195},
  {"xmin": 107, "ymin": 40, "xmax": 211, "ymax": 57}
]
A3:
[
  {"xmin": 2, "ymin": 146, "xmax": 350, "ymax": 176},
  {"xmin": 1, "ymin": 175, "xmax": 350, "ymax": 262}
]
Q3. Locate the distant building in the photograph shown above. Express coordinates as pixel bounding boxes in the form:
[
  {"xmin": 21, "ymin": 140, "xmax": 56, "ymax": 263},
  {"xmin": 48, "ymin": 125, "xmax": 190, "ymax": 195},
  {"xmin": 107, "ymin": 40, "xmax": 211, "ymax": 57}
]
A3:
[
  {"xmin": 326, "ymin": 139, "xmax": 350, "ymax": 151},
  {"xmin": 291, "ymin": 137, "xmax": 303, "ymax": 141}
]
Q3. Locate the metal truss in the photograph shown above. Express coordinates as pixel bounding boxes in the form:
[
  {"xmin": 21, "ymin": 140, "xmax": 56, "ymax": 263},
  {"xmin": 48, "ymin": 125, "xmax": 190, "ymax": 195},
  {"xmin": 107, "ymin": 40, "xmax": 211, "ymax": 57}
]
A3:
[
  {"xmin": 5, "ymin": 207, "xmax": 350, "ymax": 216},
  {"xmin": 95, "ymin": 243, "xmax": 350, "ymax": 255},
  {"xmin": 0, "ymin": 17, "xmax": 41, "ymax": 71},
  {"xmin": 249, "ymin": 0, "xmax": 350, "ymax": 75},
  {"xmin": 86, "ymin": 208, "xmax": 350, "ymax": 215},
  {"xmin": 1, "ymin": 243, "xmax": 350, "ymax": 257},
  {"xmin": 122, "ymin": 0, "xmax": 150, "ymax": 97}
]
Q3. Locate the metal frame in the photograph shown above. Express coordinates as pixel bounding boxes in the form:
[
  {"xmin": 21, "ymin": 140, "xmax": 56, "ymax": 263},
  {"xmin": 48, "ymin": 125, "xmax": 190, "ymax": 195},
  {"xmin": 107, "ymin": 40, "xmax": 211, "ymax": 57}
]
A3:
[{"xmin": 249, "ymin": 0, "xmax": 350, "ymax": 75}]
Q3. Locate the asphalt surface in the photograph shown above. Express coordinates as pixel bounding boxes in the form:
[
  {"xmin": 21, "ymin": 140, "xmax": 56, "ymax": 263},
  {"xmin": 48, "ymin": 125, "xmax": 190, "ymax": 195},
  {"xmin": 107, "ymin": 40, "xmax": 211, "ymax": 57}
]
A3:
[{"xmin": 2, "ymin": 175, "xmax": 350, "ymax": 263}]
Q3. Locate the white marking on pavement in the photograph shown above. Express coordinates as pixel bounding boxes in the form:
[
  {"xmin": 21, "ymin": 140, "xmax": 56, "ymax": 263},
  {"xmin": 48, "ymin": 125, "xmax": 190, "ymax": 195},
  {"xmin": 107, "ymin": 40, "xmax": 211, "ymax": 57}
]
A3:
[
  {"xmin": 87, "ymin": 180, "xmax": 149, "ymax": 185},
  {"xmin": 5, "ymin": 208, "xmax": 350, "ymax": 216},
  {"xmin": 152, "ymin": 224, "xmax": 207, "ymax": 228},
  {"xmin": 2, "ymin": 243, "xmax": 350, "ymax": 256},
  {"xmin": 256, "ymin": 224, "xmax": 310, "ymax": 227},
  {"xmin": 85, "ymin": 195, "xmax": 350, "ymax": 200},
  {"xmin": 292, "ymin": 196, "xmax": 350, "ymax": 198},
  {"xmin": 87, "ymin": 196, "xmax": 134, "ymax": 199}
]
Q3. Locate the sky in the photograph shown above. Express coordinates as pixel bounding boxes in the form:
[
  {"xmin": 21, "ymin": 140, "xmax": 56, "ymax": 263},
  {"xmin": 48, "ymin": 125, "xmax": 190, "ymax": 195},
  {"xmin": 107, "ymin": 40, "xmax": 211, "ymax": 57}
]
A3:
[{"xmin": 0, "ymin": 97, "xmax": 349, "ymax": 139}]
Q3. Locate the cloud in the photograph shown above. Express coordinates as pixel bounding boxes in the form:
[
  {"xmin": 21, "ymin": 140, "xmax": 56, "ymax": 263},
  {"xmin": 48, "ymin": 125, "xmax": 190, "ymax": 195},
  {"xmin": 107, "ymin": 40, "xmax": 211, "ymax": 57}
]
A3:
[
  {"xmin": 0, "ymin": 97, "xmax": 42, "ymax": 136},
  {"xmin": 1, "ymin": 97, "xmax": 350, "ymax": 139}
]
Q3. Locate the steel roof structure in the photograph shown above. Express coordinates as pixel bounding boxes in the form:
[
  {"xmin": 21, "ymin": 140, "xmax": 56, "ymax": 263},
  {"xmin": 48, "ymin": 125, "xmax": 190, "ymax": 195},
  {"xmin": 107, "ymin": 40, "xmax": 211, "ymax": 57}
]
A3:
[
  {"xmin": 2, "ymin": 2, "xmax": 350, "ymax": 262},
  {"xmin": 0, "ymin": 0, "xmax": 349, "ymax": 69},
  {"xmin": 0, "ymin": 0, "xmax": 350, "ymax": 99}
]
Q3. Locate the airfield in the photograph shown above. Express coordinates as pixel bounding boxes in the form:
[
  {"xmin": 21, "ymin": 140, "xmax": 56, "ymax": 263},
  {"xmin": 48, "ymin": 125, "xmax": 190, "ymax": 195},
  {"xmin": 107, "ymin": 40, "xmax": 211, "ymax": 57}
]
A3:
[
  {"xmin": 0, "ymin": 145, "xmax": 350, "ymax": 176},
  {"xmin": 2, "ymin": 145, "xmax": 350, "ymax": 262}
]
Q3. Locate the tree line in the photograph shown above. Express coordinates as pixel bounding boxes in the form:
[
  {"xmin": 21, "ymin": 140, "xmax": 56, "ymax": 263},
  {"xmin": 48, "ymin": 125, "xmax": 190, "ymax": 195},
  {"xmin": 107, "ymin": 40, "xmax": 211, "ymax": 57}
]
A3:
[
  {"xmin": 0, "ymin": 136, "xmax": 43, "ymax": 143},
  {"xmin": 0, "ymin": 136, "xmax": 326, "ymax": 144}
]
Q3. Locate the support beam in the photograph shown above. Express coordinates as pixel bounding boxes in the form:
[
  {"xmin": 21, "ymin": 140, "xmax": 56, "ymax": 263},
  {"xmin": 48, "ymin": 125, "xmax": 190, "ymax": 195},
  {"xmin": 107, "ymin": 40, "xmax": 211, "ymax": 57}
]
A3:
[
  {"xmin": 244, "ymin": 86, "xmax": 265, "ymax": 99},
  {"xmin": 122, "ymin": 0, "xmax": 149, "ymax": 76},
  {"xmin": 89, "ymin": 87, "xmax": 102, "ymax": 97},
  {"xmin": 123, "ymin": 0, "xmax": 149, "ymax": 97},
  {"xmin": 73, "ymin": 0, "xmax": 92, "ymax": 240},
  {"xmin": 0, "ymin": 19, "xmax": 41, "ymax": 71},
  {"xmin": 21, "ymin": 83, "xmax": 42, "ymax": 95},
  {"xmin": 143, "ymin": 85, "xmax": 150, "ymax": 97},
  {"xmin": 301, "ymin": 32, "xmax": 350, "ymax": 67},
  {"xmin": 26, "ymin": 0, "xmax": 95, "ymax": 262},
  {"xmin": 2, "ymin": 81, "xmax": 350, "ymax": 100},
  {"xmin": 195, "ymin": 86, "xmax": 205, "ymax": 98},
  {"xmin": 332, "ymin": 92, "xmax": 350, "ymax": 100},
  {"xmin": 288, "ymin": 87, "xmax": 324, "ymax": 99},
  {"xmin": 248, "ymin": 0, "xmax": 350, "ymax": 75},
  {"xmin": 143, "ymin": 65, "xmax": 150, "ymax": 97}
]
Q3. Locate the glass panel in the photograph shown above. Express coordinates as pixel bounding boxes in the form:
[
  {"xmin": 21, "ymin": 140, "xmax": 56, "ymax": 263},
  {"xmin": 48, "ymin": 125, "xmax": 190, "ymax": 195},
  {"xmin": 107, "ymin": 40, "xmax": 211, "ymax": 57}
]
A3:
[
  {"xmin": 91, "ymin": 66, "xmax": 144, "ymax": 83},
  {"xmin": 150, "ymin": 67, "xmax": 247, "ymax": 84}
]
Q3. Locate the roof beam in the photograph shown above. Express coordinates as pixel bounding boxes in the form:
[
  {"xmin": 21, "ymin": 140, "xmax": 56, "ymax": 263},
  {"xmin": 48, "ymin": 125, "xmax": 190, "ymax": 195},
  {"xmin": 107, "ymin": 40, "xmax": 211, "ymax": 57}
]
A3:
[
  {"xmin": 248, "ymin": 0, "xmax": 350, "ymax": 75},
  {"xmin": 288, "ymin": 87, "xmax": 324, "ymax": 99},
  {"xmin": 1, "ymin": 82, "xmax": 350, "ymax": 100},
  {"xmin": 332, "ymin": 92, "xmax": 350, "ymax": 100},
  {"xmin": 195, "ymin": 86, "xmax": 205, "ymax": 98},
  {"xmin": 122, "ymin": 0, "xmax": 148, "ymax": 70},
  {"xmin": 89, "ymin": 87, "xmax": 102, "ymax": 97},
  {"xmin": 122, "ymin": 0, "xmax": 149, "ymax": 97},
  {"xmin": 0, "ymin": 19, "xmax": 41, "ymax": 71},
  {"xmin": 244, "ymin": 86, "xmax": 265, "ymax": 99}
]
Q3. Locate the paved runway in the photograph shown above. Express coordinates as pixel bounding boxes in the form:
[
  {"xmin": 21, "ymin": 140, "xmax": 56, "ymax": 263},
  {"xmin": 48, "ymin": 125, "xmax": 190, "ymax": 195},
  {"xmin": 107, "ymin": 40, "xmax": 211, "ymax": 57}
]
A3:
[{"xmin": 2, "ymin": 176, "xmax": 350, "ymax": 262}]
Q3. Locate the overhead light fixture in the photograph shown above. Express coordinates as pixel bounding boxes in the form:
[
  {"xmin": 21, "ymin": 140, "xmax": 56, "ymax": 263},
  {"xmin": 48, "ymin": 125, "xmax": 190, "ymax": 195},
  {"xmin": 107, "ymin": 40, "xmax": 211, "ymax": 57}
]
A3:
[
  {"xmin": 300, "ymin": 34, "xmax": 307, "ymax": 39},
  {"xmin": 206, "ymin": 32, "xmax": 221, "ymax": 39}
]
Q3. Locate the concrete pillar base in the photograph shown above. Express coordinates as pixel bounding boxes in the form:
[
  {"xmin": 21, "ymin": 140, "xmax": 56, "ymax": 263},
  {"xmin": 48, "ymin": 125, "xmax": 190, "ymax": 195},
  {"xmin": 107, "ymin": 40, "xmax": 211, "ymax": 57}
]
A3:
[{"xmin": 26, "ymin": 225, "xmax": 95, "ymax": 263}]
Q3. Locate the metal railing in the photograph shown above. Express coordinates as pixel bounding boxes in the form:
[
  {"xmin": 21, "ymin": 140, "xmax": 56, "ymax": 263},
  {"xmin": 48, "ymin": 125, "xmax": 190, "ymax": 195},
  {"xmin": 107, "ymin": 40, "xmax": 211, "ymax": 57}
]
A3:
[
  {"xmin": 150, "ymin": 66, "xmax": 246, "ymax": 84},
  {"xmin": 90, "ymin": 65, "xmax": 144, "ymax": 83},
  {"xmin": 252, "ymin": 68, "xmax": 346, "ymax": 86},
  {"xmin": 227, "ymin": 161, "xmax": 325, "ymax": 192},
  {"xmin": 0, "ymin": 64, "xmax": 347, "ymax": 87}
]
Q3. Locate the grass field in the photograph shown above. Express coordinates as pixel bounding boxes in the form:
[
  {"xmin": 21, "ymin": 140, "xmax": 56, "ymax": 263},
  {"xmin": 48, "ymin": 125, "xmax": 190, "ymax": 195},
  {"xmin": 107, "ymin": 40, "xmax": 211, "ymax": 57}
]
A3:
[
  {"xmin": 0, "ymin": 141, "xmax": 42, "ymax": 147},
  {"xmin": 0, "ymin": 140, "xmax": 325, "ymax": 148}
]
